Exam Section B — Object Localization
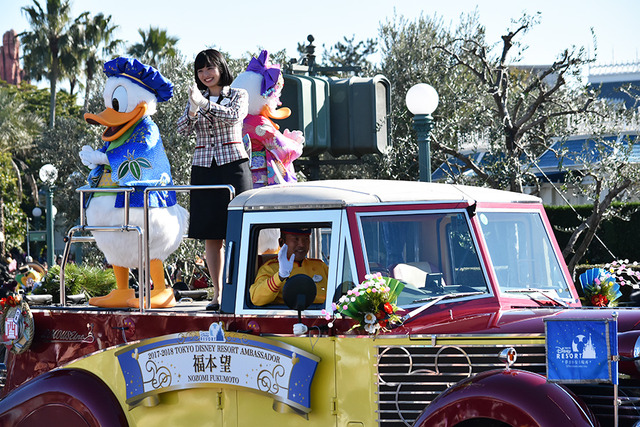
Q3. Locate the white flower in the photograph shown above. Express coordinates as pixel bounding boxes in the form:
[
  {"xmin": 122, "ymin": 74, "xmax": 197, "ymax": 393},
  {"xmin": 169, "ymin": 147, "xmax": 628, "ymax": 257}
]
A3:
[
  {"xmin": 364, "ymin": 312, "xmax": 377, "ymax": 324},
  {"xmin": 364, "ymin": 323, "xmax": 378, "ymax": 334}
]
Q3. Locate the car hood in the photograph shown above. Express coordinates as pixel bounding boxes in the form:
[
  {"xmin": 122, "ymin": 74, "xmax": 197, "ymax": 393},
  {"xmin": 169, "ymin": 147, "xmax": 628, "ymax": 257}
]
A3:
[{"xmin": 392, "ymin": 306, "xmax": 640, "ymax": 336}]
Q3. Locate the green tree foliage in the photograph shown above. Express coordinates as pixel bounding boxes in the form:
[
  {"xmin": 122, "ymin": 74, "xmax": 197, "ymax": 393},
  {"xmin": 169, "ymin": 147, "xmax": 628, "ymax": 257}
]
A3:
[
  {"xmin": 554, "ymin": 110, "xmax": 640, "ymax": 273},
  {"xmin": 378, "ymin": 11, "xmax": 595, "ymax": 190},
  {"xmin": 0, "ymin": 81, "xmax": 78, "ymax": 212},
  {"xmin": 0, "ymin": 153, "xmax": 27, "ymax": 256},
  {"xmin": 321, "ymin": 35, "xmax": 378, "ymax": 77},
  {"xmin": 20, "ymin": 0, "xmax": 78, "ymax": 128},
  {"xmin": 0, "ymin": 87, "xmax": 44, "ymax": 154},
  {"xmin": 126, "ymin": 27, "xmax": 179, "ymax": 67},
  {"xmin": 73, "ymin": 12, "xmax": 122, "ymax": 113},
  {"xmin": 31, "ymin": 116, "xmax": 98, "ymax": 235},
  {"xmin": 372, "ymin": 12, "xmax": 456, "ymax": 180},
  {"xmin": 1, "ymin": 82, "xmax": 80, "ymax": 123},
  {"xmin": 434, "ymin": 14, "xmax": 594, "ymax": 193},
  {"xmin": 0, "ymin": 86, "xmax": 45, "ymax": 257}
]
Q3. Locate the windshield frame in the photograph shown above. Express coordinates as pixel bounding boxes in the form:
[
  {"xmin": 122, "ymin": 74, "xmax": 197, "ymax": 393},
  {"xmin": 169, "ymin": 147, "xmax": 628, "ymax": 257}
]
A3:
[
  {"xmin": 473, "ymin": 205, "xmax": 580, "ymax": 306},
  {"xmin": 353, "ymin": 207, "xmax": 494, "ymax": 310}
]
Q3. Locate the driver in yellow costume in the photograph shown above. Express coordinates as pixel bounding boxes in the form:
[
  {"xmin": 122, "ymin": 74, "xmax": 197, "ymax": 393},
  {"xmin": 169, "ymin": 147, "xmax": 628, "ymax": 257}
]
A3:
[{"xmin": 250, "ymin": 228, "xmax": 328, "ymax": 306}]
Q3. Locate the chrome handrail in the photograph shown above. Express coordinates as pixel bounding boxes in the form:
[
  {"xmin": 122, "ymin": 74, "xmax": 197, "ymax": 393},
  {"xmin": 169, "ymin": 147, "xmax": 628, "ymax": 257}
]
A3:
[
  {"xmin": 60, "ymin": 184, "xmax": 235, "ymax": 313},
  {"xmin": 141, "ymin": 185, "xmax": 234, "ymax": 311},
  {"xmin": 60, "ymin": 186, "xmax": 136, "ymax": 308}
]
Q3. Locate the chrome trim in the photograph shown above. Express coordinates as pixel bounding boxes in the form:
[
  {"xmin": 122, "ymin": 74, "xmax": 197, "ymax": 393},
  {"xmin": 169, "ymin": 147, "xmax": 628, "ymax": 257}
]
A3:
[{"xmin": 375, "ymin": 342, "xmax": 640, "ymax": 426}]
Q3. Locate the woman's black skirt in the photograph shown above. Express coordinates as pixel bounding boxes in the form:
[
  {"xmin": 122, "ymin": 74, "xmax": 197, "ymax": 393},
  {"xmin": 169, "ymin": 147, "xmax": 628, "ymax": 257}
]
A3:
[{"xmin": 188, "ymin": 158, "xmax": 251, "ymax": 239}]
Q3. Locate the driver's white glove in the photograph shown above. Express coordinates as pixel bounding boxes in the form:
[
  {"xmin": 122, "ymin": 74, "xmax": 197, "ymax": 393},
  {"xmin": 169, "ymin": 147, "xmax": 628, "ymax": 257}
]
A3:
[
  {"xmin": 293, "ymin": 323, "xmax": 308, "ymax": 336},
  {"xmin": 79, "ymin": 145, "xmax": 108, "ymax": 169},
  {"xmin": 278, "ymin": 244, "xmax": 295, "ymax": 279},
  {"xmin": 188, "ymin": 83, "xmax": 208, "ymax": 114}
]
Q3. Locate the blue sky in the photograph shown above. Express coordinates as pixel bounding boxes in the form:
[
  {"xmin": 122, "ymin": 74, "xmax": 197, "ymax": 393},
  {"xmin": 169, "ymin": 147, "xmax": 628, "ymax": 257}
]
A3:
[{"xmin": 1, "ymin": 0, "xmax": 639, "ymax": 67}]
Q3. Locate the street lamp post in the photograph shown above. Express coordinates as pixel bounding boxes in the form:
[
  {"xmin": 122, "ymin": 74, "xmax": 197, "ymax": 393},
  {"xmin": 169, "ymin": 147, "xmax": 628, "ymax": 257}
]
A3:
[
  {"xmin": 406, "ymin": 83, "xmax": 439, "ymax": 182},
  {"xmin": 39, "ymin": 164, "xmax": 58, "ymax": 268}
]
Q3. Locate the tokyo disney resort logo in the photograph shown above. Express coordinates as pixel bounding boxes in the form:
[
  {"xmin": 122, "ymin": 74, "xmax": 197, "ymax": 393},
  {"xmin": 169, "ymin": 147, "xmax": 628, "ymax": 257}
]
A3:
[{"xmin": 555, "ymin": 334, "xmax": 597, "ymax": 365}]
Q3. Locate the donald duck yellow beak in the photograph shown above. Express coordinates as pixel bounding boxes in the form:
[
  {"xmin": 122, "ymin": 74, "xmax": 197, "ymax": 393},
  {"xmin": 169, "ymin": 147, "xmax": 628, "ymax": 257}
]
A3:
[{"xmin": 84, "ymin": 102, "xmax": 148, "ymax": 142}]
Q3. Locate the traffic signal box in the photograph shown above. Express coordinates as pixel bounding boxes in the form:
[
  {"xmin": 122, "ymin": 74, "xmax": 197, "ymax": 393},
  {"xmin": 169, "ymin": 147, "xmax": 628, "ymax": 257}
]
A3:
[
  {"xmin": 274, "ymin": 74, "xmax": 391, "ymax": 157},
  {"xmin": 275, "ymin": 75, "xmax": 330, "ymax": 156}
]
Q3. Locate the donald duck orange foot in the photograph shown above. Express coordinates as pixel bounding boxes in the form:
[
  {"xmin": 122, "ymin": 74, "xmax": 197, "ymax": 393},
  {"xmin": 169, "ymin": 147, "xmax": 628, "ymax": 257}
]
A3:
[
  {"xmin": 127, "ymin": 288, "xmax": 176, "ymax": 309},
  {"xmin": 88, "ymin": 289, "xmax": 136, "ymax": 308},
  {"xmin": 88, "ymin": 265, "xmax": 135, "ymax": 308},
  {"xmin": 126, "ymin": 259, "xmax": 176, "ymax": 309},
  {"xmin": 88, "ymin": 261, "xmax": 176, "ymax": 309}
]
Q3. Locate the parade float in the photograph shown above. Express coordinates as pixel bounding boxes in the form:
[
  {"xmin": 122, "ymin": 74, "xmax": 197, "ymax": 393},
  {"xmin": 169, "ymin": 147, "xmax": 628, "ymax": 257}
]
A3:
[
  {"xmin": 2, "ymin": 59, "xmax": 640, "ymax": 427},
  {"xmin": 1, "ymin": 178, "xmax": 640, "ymax": 426}
]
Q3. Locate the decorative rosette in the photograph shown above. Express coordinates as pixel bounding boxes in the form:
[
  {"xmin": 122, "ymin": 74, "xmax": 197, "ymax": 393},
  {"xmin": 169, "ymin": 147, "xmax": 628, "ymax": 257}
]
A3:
[
  {"xmin": 324, "ymin": 273, "xmax": 404, "ymax": 335},
  {"xmin": 578, "ymin": 267, "xmax": 622, "ymax": 307},
  {"xmin": 0, "ymin": 294, "xmax": 35, "ymax": 354}
]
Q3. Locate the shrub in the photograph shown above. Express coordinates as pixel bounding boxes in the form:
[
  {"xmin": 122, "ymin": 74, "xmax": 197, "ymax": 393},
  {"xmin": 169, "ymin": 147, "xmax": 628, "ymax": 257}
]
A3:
[{"xmin": 34, "ymin": 264, "xmax": 116, "ymax": 302}]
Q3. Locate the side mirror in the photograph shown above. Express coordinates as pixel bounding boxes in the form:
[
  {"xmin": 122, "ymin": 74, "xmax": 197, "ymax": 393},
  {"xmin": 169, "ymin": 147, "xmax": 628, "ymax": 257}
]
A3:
[{"xmin": 282, "ymin": 274, "xmax": 317, "ymax": 322}]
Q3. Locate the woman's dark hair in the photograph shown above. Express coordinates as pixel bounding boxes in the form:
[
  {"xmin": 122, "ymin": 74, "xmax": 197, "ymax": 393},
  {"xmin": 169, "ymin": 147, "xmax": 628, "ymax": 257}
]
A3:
[{"xmin": 194, "ymin": 49, "xmax": 234, "ymax": 91}]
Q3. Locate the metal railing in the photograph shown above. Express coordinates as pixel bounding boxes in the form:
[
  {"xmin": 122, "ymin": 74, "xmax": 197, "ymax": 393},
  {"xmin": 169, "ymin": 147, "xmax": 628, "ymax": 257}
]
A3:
[{"xmin": 59, "ymin": 184, "xmax": 234, "ymax": 312}]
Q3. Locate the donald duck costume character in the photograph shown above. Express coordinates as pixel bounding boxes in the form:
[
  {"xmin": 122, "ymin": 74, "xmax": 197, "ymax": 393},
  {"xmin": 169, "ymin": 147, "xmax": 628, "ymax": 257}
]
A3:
[
  {"xmin": 231, "ymin": 50, "xmax": 304, "ymax": 188},
  {"xmin": 79, "ymin": 57, "xmax": 188, "ymax": 308}
]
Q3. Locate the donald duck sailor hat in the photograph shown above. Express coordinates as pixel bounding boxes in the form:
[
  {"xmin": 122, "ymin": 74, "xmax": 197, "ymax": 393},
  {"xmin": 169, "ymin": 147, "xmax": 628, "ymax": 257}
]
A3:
[{"xmin": 103, "ymin": 57, "xmax": 174, "ymax": 102}]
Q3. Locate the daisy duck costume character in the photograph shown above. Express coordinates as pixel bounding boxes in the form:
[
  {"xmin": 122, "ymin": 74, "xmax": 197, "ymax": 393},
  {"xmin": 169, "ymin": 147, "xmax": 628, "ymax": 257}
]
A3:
[
  {"xmin": 231, "ymin": 50, "xmax": 304, "ymax": 188},
  {"xmin": 79, "ymin": 57, "xmax": 188, "ymax": 309}
]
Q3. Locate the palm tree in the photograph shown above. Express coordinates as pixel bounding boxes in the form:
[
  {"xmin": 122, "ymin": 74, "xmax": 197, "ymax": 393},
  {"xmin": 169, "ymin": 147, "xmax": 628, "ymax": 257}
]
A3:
[
  {"xmin": 127, "ymin": 27, "xmax": 179, "ymax": 67},
  {"xmin": 75, "ymin": 12, "xmax": 121, "ymax": 113},
  {"xmin": 62, "ymin": 20, "xmax": 84, "ymax": 97},
  {"xmin": 20, "ymin": 0, "xmax": 76, "ymax": 129}
]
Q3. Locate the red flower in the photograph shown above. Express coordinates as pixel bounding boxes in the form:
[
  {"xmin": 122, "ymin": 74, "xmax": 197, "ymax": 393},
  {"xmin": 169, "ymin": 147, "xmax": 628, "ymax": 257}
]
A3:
[
  {"xmin": 376, "ymin": 310, "xmax": 386, "ymax": 320},
  {"xmin": 383, "ymin": 302, "xmax": 394, "ymax": 314},
  {"xmin": 378, "ymin": 319, "xmax": 388, "ymax": 328},
  {"xmin": 591, "ymin": 294, "xmax": 609, "ymax": 307}
]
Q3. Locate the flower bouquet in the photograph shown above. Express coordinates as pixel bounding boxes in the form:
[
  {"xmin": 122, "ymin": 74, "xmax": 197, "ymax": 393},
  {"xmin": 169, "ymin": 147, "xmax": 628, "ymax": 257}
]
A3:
[
  {"xmin": 324, "ymin": 273, "xmax": 404, "ymax": 335},
  {"xmin": 578, "ymin": 267, "xmax": 622, "ymax": 307}
]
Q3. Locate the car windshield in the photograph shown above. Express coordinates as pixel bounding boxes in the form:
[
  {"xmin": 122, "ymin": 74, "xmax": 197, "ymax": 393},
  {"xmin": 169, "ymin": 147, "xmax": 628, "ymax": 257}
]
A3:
[
  {"xmin": 359, "ymin": 211, "xmax": 489, "ymax": 308},
  {"xmin": 477, "ymin": 211, "xmax": 572, "ymax": 300}
]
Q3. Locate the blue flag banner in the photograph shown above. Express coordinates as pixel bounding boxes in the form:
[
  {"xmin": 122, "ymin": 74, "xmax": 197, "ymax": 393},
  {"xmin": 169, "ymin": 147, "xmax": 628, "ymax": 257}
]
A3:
[{"xmin": 545, "ymin": 318, "xmax": 618, "ymax": 384}]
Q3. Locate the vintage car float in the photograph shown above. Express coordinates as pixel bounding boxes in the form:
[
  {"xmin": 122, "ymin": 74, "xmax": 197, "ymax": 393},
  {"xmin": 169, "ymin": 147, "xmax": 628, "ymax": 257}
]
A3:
[{"xmin": 0, "ymin": 179, "xmax": 638, "ymax": 426}]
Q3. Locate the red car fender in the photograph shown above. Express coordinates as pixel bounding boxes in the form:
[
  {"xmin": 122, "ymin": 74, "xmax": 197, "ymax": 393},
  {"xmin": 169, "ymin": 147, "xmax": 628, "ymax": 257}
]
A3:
[
  {"xmin": 413, "ymin": 369, "xmax": 598, "ymax": 427},
  {"xmin": 0, "ymin": 369, "xmax": 128, "ymax": 427}
]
